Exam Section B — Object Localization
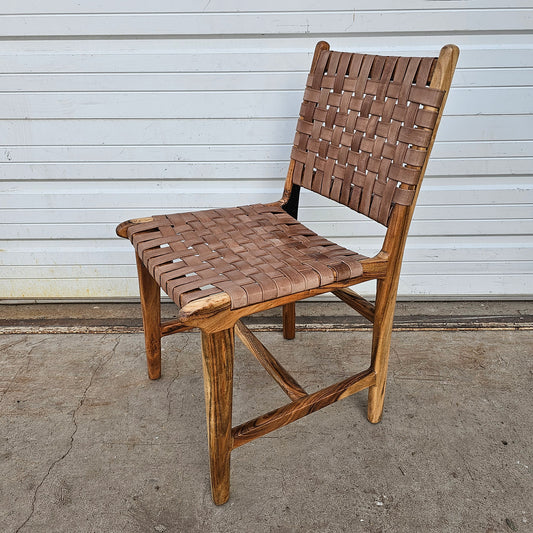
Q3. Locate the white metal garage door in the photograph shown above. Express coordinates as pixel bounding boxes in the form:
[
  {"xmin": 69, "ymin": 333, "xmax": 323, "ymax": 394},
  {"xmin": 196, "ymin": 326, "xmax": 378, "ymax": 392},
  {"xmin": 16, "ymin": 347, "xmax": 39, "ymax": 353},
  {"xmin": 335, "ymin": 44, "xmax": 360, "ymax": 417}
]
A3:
[{"xmin": 0, "ymin": 1, "xmax": 532, "ymax": 300}]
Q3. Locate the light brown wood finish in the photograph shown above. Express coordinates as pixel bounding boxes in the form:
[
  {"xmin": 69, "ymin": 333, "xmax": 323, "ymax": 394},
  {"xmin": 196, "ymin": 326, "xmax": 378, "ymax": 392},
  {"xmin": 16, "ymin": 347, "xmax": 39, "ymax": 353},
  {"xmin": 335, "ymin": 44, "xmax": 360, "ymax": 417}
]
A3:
[
  {"xmin": 117, "ymin": 42, "xmax": 459, "ymax": 505},
  {"xmin": 116, "ymin": 217, "xmax": 154, "ymax": 238},
  {"xmin": 135, "ymin": 254, "xmax": 161, "ymax": 380},
  {"xmin": 332, "ymin": 288, "xmax": 375, "ymax": 323},
  {"xmin": 201, "ymin": 327, "xmax": 234, "ymax": 505},
  {"xmin": 367, "ymin": 44, "xmax": 459, "ymax": 423},
  {"xmin": 366, "ymin": 276, "xmax": 399, "ymax": 423},
  {"xmin": 160, "ymin": 320, "xmax": 193, "ymax": 337},
  {"xmin": 232, "ymin": 368, "xmax": 376, "ymax": 449},
  {"xmin": 282, "ymin": 302, "xmax": 296, "ymax": 339},
  {"xmin": 235, "ymin": 320, "xmax": 307, "ymax": 401}
]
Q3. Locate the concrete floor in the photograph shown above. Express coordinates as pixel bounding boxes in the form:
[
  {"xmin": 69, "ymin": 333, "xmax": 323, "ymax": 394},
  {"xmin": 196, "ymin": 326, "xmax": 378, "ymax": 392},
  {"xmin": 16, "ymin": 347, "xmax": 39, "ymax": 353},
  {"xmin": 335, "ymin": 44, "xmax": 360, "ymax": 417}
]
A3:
[{"xmin": 1, "ymin": 304, "xmax": 532, "ymax": 532}]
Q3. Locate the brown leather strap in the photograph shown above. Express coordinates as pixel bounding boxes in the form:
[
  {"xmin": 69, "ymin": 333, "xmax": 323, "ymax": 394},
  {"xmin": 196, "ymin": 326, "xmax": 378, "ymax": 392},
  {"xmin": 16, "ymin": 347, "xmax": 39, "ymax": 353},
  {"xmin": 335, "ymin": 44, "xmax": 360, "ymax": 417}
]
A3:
[
  {"xmin": 292, "ymin": 50, "xmax": 444, "ymax": 226},
  {"xmin": 127, "ymin": 204, "xmax": 366, "ymax": 309}
]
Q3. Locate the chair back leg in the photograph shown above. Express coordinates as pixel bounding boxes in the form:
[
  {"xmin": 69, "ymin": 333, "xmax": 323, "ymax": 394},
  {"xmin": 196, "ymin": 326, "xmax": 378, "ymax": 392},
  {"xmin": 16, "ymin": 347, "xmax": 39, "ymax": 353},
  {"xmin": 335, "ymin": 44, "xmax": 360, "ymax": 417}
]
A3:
[
  {"xmin": 136, "ymin": 255, "xmax": 161, "ymax": 380},
  {"xmin": 367, "ymin": 277, "xmax": 399, "ymax": 423},
  {"xmin": 201, "ymin": 327, "xmax": 235, "ymax": 505},
  {"xmin": 282, "ymin": 302, "xmax": 296, "ymax": 339}
]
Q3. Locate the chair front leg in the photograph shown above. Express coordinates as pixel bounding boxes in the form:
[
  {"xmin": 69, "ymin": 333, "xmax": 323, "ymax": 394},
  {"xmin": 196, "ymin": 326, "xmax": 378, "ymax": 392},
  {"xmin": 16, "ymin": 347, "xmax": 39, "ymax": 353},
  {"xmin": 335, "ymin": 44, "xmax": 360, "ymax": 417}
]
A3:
[
  {"xmin": 201, "ymin": 327, "xmax": 235, "ymax": 505},
  {"xmin": 135, "ymin": 254, "xmax": 161, "ymax": 380},
  {"xmin": 367, "ymin": 278, "xmax": 398, "ymax": 424}
]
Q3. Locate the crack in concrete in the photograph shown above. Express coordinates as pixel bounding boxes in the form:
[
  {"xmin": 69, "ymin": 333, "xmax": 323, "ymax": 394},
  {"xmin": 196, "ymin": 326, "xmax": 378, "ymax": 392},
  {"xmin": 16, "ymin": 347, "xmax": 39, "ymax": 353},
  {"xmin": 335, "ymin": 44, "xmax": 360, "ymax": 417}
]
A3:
[
  {"xmin": 166, "ymin": 335, "xmax": 190, "ymax": 421},
  {"xmin": 15, "ymin": 336, "xmax": 121, "ymax": 533},
  {"xmin": 0, "ymin": 336, "xmax": 28, "ymax": 352},
  {"xmin": 0, "ymin": 338, "xmax": 46, "ymax": 406}
]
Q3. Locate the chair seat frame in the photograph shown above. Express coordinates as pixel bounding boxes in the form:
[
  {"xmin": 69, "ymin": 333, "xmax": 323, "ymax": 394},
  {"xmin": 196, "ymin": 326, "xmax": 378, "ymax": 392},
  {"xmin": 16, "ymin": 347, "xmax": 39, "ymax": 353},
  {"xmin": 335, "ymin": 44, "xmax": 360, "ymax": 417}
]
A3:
[{"xmin": 116, "ymin": 41, "xmax": 459, "ymax": 505}]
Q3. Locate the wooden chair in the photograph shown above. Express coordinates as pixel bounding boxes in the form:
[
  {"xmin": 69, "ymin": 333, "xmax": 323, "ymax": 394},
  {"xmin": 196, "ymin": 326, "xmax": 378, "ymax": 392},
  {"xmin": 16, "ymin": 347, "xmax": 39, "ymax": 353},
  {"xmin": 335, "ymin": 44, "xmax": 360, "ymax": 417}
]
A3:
[{"xmin": 116, "ymin": 41, "xmax": 459, "ymax": 505}]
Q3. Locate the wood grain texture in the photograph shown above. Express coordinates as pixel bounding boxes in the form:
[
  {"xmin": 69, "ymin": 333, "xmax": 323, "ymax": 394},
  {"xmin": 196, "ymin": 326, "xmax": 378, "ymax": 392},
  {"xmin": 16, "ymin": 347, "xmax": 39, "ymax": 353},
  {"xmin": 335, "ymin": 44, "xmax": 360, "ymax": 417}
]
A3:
[
  {"xmin": 367, "ymin": 44, "xmax": 459, "ymax": 423},
  {"xmin": 367, "ymin": 276, "xmax": 398, "ymax": 423},
  {"xmin": 116, "ymin": 217, "xmax": 154, "ymax": 238},
  {"xmin": 232, "ymin": 368, "xmax": 376, "ymax": 449},
  {"xmin": 201, "ymin": 327, "xmax": 234, "ymax": 505},
  {"xmin": 160, "ymin": 319, "xmax": 193, "ymax": 337},
  {"xmin": 235, "ymin": 320, "xmax": 306, "ymax": 401},
  {"xmin": 135, "ymin": 254, "xmax": 161, "ymax": 380},
  {"xmin": 116, "ymin": 41, "xmax": 459, "ymax": 505},
  {"xmin": 282, "ymin": 302, "xmax": 296, "ymax": 340},
  {"xmin": 332, "ymin": 288, "xmax": 375, "ymax": 323}
]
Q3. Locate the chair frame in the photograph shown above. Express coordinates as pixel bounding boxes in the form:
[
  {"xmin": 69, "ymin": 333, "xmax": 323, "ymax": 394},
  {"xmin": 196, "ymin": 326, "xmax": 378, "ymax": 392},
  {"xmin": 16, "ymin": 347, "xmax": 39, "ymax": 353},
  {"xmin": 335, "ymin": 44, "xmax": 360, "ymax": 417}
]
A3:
[{"xmin": 117, "ymin": 41, "xmax": 459, "ymax": 505}]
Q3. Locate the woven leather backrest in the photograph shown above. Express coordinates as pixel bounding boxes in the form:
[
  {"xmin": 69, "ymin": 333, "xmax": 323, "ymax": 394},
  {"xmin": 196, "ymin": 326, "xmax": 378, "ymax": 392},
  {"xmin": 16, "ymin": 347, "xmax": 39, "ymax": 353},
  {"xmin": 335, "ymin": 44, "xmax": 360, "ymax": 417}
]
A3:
[{"xmin": 290, "ymin": 49, "xmax": 445, "ymax": 226}]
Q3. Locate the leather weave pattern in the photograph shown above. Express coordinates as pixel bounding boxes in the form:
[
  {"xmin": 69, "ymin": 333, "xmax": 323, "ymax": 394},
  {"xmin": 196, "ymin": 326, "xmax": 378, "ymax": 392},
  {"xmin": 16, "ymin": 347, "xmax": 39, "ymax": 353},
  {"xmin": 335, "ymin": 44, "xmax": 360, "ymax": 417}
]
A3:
[
  {"xmin": 291, "ymin": 50, "xmax": 445, "ymax": 226},
  {"xmin": 128, "ymin": 204, "xmax": 366, "ymax": 309}
]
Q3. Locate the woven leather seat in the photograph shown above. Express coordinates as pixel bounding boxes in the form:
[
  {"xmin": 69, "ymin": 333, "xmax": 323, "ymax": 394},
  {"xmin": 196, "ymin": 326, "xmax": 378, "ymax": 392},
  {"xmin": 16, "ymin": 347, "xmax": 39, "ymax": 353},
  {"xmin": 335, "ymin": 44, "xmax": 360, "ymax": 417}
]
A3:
[
  {"xmin": 126, "ymin": 203, "xmax": 366, "ymax": 309},
  {"xmin": 117, "ymin": 41, "xmax": 459, "ymax": 505}
]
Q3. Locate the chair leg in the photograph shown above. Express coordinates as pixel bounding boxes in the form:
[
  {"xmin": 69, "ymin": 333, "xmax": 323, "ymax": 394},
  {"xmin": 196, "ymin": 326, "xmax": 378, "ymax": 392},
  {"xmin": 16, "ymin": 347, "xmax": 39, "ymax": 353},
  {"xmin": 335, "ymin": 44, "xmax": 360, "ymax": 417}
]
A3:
[
  {"xmin": 201, "ymin": 327, "xmax": 234, "ymax": 505},
  {"xmin": 135, "ymin": 254, "xmax": 161, "ymax": 380},
  {"xmin": 367, "ymin": 279, "xmax": 397, "ymax": 424},
  {"xmin": 282, "ymin": 302, "xmax": 296, "ymax": 340}
]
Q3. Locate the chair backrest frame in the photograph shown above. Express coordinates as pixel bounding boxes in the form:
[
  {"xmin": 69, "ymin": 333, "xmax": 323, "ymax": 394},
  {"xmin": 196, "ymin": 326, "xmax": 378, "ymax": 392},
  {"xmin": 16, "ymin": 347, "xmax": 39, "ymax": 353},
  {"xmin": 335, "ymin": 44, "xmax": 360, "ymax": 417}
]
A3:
[{"xmin": 281, "ymin": 41, "xmax": 459, "ymax": 266}]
